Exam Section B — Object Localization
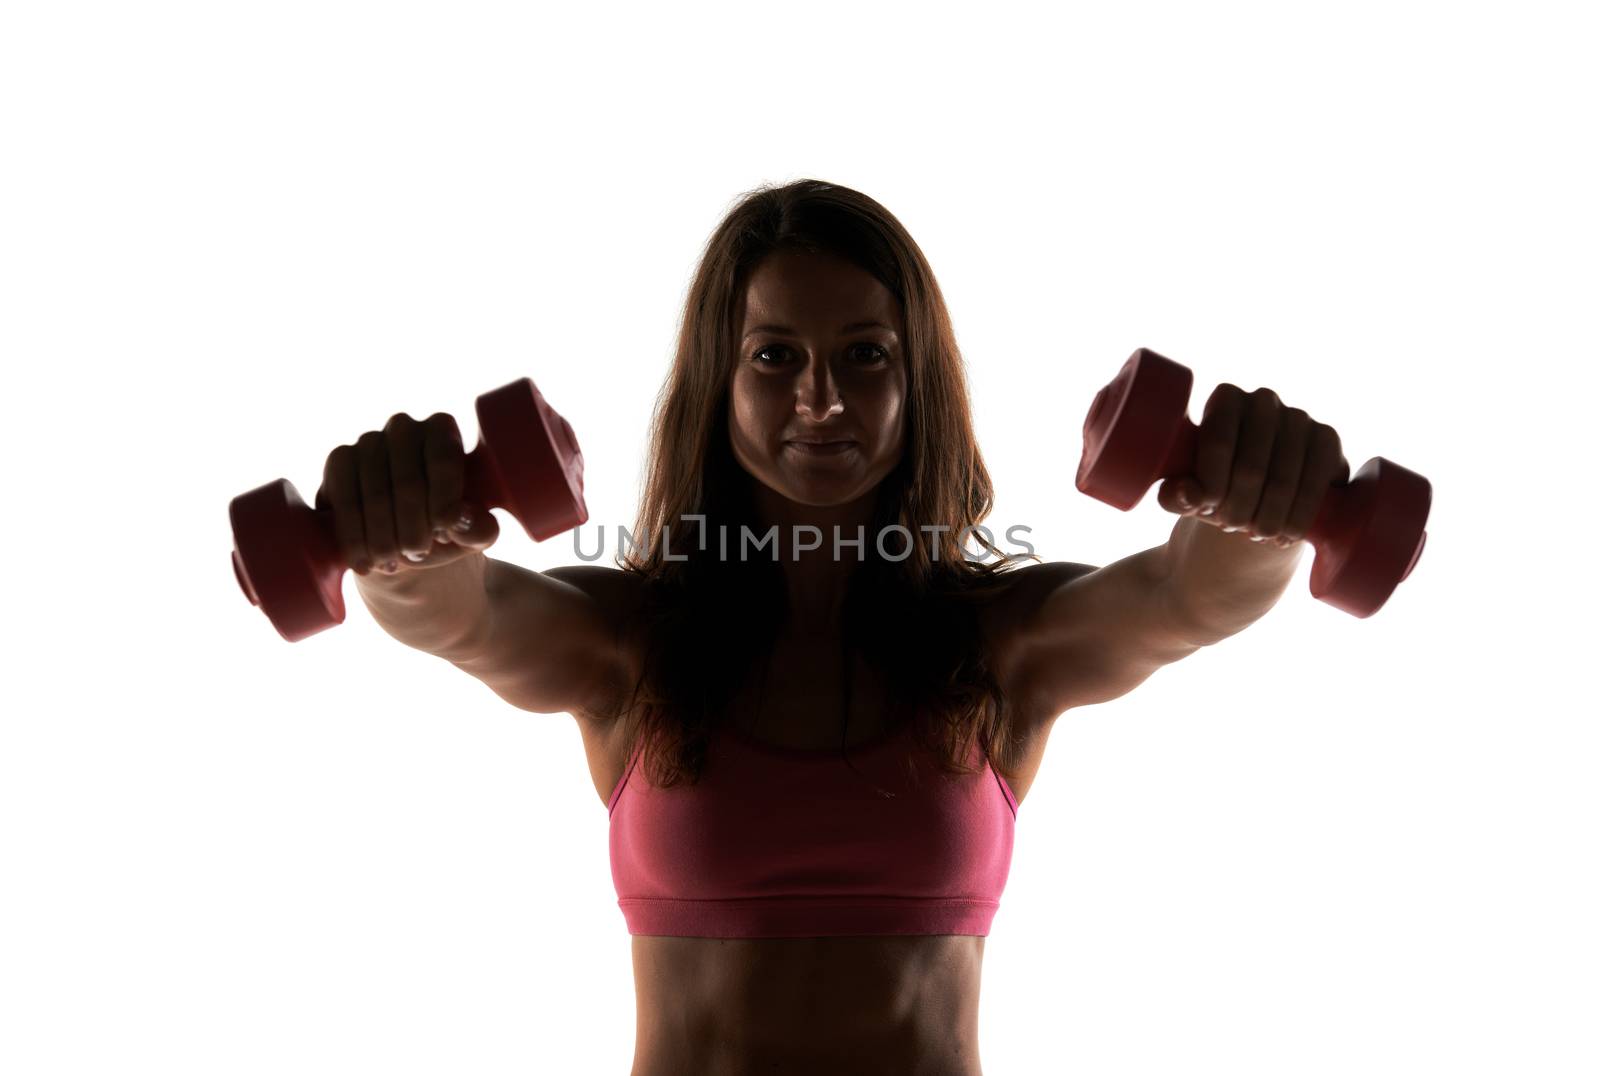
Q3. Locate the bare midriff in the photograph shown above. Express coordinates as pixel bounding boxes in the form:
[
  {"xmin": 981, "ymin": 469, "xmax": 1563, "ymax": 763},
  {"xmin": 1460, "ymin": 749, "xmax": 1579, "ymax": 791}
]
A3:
[{"xmin": 628, "ymin": 932, "xmax": 986, "ymax": 1075}]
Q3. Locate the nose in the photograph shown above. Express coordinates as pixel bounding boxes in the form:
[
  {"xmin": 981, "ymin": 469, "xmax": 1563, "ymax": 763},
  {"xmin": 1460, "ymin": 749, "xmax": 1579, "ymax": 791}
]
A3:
[{"xmin": 795, "ymin": 356, "xmax": 844, "ymax": 420}]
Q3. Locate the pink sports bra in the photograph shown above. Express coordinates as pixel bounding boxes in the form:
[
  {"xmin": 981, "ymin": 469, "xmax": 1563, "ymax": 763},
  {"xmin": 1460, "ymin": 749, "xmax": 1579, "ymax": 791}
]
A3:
[{"xmin": 607, "ymin": 718, "xmax": 1019, "ymax": 938}]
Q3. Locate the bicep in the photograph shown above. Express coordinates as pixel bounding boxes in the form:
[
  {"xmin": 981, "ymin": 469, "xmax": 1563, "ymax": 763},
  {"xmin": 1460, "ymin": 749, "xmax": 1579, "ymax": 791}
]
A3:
[
  {"xmin": 444, "ymin": 559, "xmax": 638, "ymax": 721},
  {"xmin": 989, "ymin": 548, "xmax": 1207, "ymax": 719}
]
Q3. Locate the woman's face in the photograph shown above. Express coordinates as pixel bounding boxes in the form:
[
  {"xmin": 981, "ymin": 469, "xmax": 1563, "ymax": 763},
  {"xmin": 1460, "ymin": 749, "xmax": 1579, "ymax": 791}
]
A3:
[{"xmin": 729, "ymin": 249, "xmax": 909, "ymax": 510}]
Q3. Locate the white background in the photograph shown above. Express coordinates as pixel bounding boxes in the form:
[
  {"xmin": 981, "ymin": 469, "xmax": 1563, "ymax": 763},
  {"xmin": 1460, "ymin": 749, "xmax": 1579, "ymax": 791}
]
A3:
[{"xmin": 4, "ymin": 1, "xmax": 1595, "ymax": 1073}]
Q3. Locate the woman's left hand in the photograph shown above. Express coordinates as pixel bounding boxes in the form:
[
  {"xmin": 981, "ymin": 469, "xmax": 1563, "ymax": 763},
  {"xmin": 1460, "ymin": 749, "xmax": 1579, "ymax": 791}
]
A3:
[{"xmin": 1155, "ymin": 383, "xmax": 1350, "ymax": 549}]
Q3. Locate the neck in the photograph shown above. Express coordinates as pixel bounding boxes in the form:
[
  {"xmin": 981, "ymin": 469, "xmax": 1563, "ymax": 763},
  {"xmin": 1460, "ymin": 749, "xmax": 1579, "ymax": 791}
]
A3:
[{"xmin": 745, "ymin": 479, "xmax": 878, "ymax": 637}]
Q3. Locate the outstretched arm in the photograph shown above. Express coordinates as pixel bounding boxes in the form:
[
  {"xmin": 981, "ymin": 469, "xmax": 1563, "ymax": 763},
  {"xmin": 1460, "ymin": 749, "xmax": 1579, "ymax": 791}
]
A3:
[{"xmin": 1161, "ymin": 514, "xmax": 1304, "ymax": 644}]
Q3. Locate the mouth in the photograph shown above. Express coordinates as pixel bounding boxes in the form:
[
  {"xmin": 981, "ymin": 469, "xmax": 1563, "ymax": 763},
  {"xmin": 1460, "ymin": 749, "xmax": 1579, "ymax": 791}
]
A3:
[{"xmin": 785, "ymin": 440, "xmax": 857, "ymax": 456}]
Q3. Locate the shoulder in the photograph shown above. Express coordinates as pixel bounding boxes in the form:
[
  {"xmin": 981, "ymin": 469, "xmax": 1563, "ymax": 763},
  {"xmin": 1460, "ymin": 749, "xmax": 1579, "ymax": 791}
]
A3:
[
  {"xmin": 542, "ymin": 561, "xmax": 657, "ymax": 632},
  {"xmin": 540, "ymin": 563, "xmax": 655, "ymax": 701},
  {"xmin": 971, "ymin": 560, "xmax": 1099, "ymax": 726},
  {"xmin": 972, "ymin": 561, "xmax": 1100, "ymax": 642},
  {"xmin": 542, "ymin": 563, "xmax": 652, "ymax": 611}
]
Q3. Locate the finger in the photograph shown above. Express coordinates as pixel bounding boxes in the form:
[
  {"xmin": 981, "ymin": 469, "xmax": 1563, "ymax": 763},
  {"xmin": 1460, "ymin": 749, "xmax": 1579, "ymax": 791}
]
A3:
[
  {"xmin": 1157, "ymin": 475, "xmax": 1209, "ymax": 517},
  {"xmin": 1192, "ymin": 382, "xmax": 1246, "ymax": 513},
  {"xmin": 1191, "ymin": 383, "xmax": 1245, "ymax": 516},
  {"xmin": 1215, "ymin": 388, "xmax": 1282, "ymax": 531},
  {"xmin": 1252, "ymin": 407, "xmax": 1310, "ymax": 541},
  {"xmin": 383, "ymin": 412, "xmax": 432, "ymax": 561},
  {"xmin": 320, "ymin": 443, "xmax": 371, "ymax": 574},
  {"xmin": 458, "ymin": 506, "xmax": 499, "ymax": 551},
  {"xmin": 1282, "ymin": 424, "xmax": 1344, "ymax": 544},
  {"xmin": 422, "ymin": 411, "xmax": 466, "ymax": 536},
  {"xmin": 357, "ymin": 429, "xmax": 399, "ymax": 571}
]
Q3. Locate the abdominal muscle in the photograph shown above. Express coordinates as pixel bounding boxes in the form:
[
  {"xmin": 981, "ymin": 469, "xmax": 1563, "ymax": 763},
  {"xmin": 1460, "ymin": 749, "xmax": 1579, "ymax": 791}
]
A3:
[{"xmin": 628, "ymin": 932, "xmax": 986, "ymax": 1075}]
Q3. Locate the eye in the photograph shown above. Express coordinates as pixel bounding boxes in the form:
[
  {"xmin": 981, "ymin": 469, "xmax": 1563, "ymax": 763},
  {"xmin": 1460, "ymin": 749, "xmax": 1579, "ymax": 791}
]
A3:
[{"xmin": 751, "ymin": 343, "xmax": 890, "ymax": 366}]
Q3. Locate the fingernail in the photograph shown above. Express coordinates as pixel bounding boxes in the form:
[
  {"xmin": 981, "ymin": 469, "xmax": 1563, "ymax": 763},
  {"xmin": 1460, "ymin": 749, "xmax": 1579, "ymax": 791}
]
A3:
[
  {"xmin": 383, "ymin": 560, "xmax": 399, "ymax": 573},
  {"xmin": 403, "ymin": 551, "xmax": 427, "ymax": 562},
  {"xmin": 432, "ymin": 527, "xmax": 449, "ymax": 543},
  {"xmin": 1200, "ymin": 506, "xmax": 1215, "ymax": 516},
  {"xmin": 453, "ymin": 509, "xmax": 472, "ymax": 532}
]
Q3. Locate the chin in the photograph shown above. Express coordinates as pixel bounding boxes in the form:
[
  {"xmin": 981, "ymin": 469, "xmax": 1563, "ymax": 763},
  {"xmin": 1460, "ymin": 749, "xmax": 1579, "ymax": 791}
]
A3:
[
  {"xmin": 784, "ymin": 489, "xmax": 865, "ymax": 509},
  {"xmin": 745, "ymin": 466, "xmax": 872, "ymax": 509},
  {"xmin": 772, "ymin": 480, "xmax": 865, "ymax": 508}
]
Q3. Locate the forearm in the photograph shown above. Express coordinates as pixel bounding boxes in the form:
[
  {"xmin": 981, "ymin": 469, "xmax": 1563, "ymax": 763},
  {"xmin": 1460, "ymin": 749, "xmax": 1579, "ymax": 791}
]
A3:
[
  {"xmin": 1163, "ymin": 515, "xmax": 1305, "ymax": 642},
  {"xmin": 353, "ymin": 551, "xmax": 492, "ymax": 658}
]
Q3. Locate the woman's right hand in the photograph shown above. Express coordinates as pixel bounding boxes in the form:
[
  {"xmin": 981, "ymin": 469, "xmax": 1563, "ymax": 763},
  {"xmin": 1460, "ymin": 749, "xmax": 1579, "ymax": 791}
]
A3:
[{"xmin": 314, "ymin": 411, "xmax": 500, "ymax": 577}]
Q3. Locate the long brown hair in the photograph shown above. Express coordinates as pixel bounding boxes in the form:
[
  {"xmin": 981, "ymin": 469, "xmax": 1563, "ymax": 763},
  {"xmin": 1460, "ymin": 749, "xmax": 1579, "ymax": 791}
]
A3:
[{"xmin": 613, "ymin": 178, "xmax": 1037, "ymax": 791}]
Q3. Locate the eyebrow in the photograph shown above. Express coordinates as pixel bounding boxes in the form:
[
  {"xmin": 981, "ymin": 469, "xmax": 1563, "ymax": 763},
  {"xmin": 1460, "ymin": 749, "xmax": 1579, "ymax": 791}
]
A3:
[{"xmin": 742, "ymin": 319, "xmax": 896, "ymax": 339}]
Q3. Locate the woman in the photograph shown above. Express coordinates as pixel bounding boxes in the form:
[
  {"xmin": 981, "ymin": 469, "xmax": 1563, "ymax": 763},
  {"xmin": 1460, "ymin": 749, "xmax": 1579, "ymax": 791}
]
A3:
[{"xmin": 340, "ymin": 178, "xmax": 1339, "ymax": 1074}]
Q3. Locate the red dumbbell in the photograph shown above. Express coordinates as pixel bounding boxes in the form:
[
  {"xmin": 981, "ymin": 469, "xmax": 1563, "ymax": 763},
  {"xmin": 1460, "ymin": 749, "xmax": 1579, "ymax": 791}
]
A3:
[
  {"xmin": 1076, "ymin": 348, "xmax": 1430, "ymax": 618},
  {"xmin": 230, "ymin": 377, "xmax": 588, "ymax": 642}
]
